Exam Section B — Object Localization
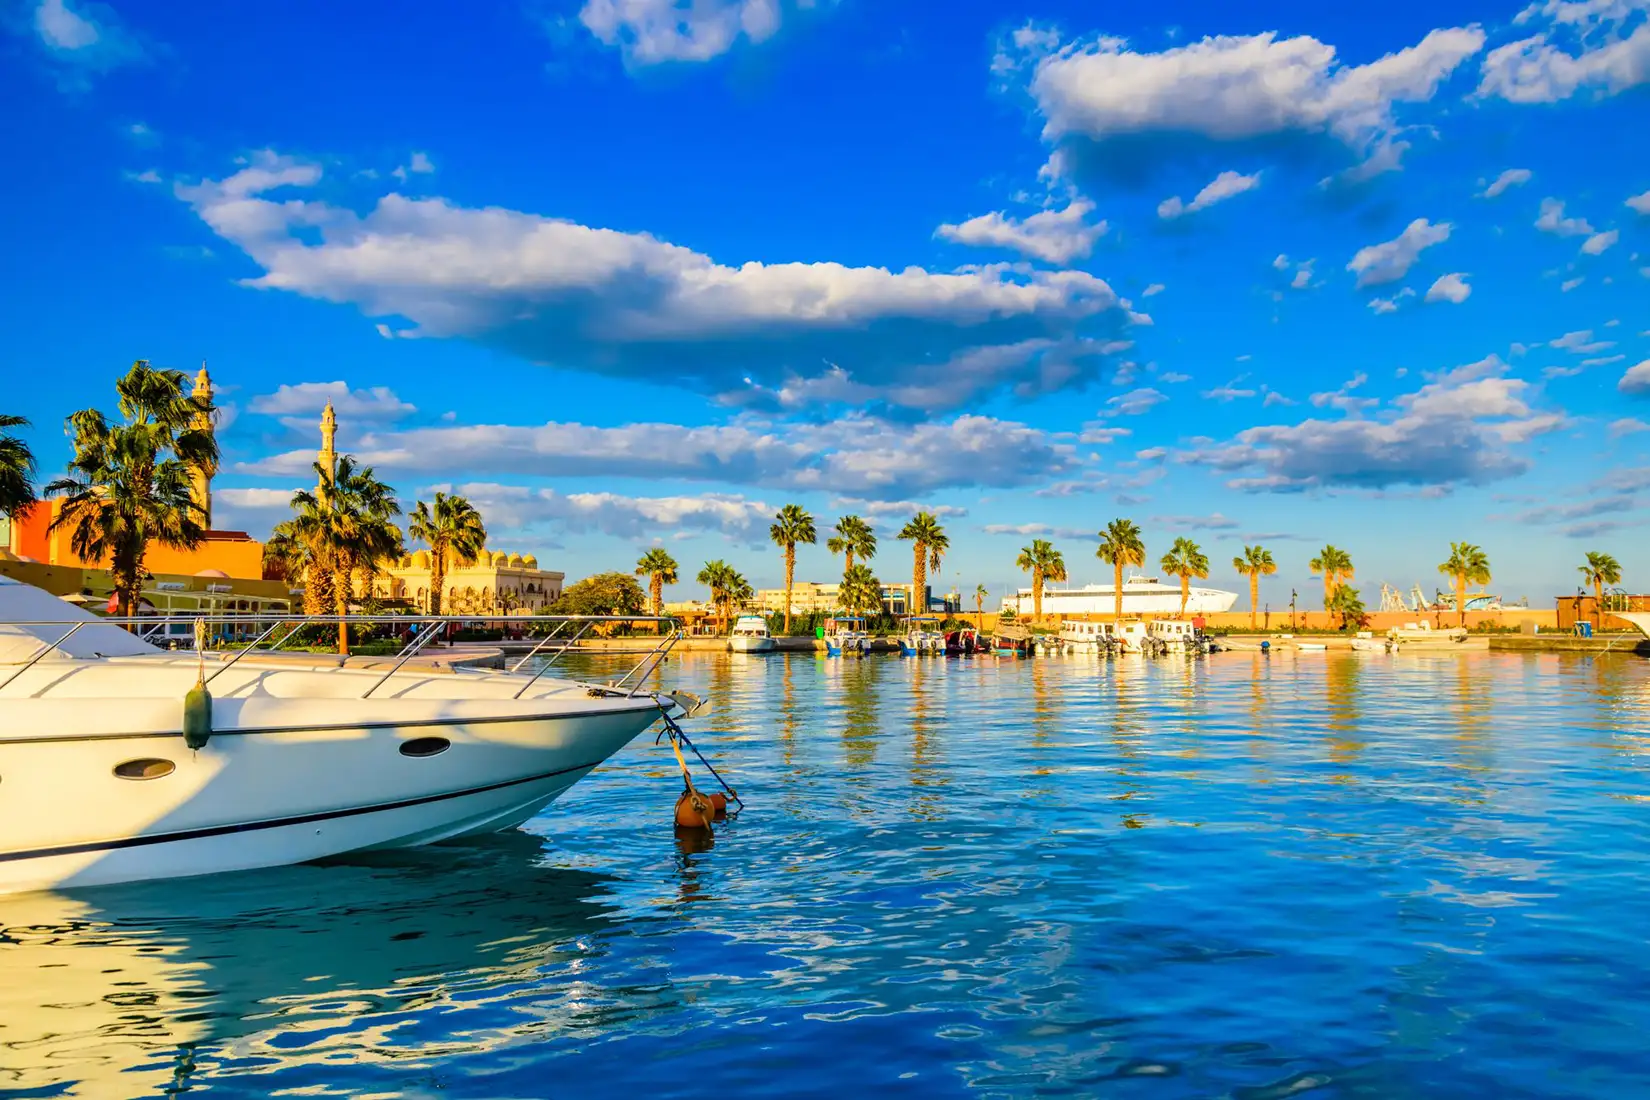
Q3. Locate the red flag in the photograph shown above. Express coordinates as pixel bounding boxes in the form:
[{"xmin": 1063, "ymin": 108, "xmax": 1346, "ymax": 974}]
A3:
[{"xmin": 105, "ymin": 592, "xmax": 119, "ymax": 615}]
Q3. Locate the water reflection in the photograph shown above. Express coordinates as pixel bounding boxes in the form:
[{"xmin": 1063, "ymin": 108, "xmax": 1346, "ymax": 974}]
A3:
[{"xmin": 0, "ymin": 835, "xmax": 618, "ymax": 1097}]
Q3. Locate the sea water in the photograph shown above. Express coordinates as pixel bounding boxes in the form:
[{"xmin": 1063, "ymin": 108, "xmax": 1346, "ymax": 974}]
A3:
[{"xmin": 3, "ymin": 650, "xmax": 1648, "ymax": 1098}]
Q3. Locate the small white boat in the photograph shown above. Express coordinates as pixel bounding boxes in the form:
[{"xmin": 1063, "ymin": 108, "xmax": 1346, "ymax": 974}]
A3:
[
  {"xmin": 1295, "ymin": 642, "xmax": 1328, "ymax": 652},
  {"xmin": 1114, "ymin": 621, "xmax": 1150, "ymax": 653},
  {"xmin": 1057, "ymin": 619, "xmax": 1113, "ymax": 651},
  {"xmin": 728, "ymin": 614, "xmax": 777, "ymax": 653},
  {"xmin": 1146, "ymin": 619, "xmax": 1198, "ymax": 653},
  {"xmin": 1349, "ymin": 631, "xmax": 1392, "ymax": 653},
  {"xmin": 1388, "ymin": 621, "xmax": 1469, "ymax": 649},
  {"xmin": 1618, "ymin": 612, "xmax": 1650, "ymax": 639},
  {"xmin": 0, "ymin": 576, "xmax": 695, "ymax": 896}
]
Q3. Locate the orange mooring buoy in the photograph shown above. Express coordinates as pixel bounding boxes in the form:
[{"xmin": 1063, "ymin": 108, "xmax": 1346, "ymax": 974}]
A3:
[{"xmin": 675, "ymin": 786, "xmax": 717, "ymax": 830}]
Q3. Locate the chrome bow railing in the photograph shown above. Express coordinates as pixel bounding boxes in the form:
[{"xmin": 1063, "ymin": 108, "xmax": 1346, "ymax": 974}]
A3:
[{"xmin": 0, "ymin": 612, "xmax": 682, "ymax": 699}]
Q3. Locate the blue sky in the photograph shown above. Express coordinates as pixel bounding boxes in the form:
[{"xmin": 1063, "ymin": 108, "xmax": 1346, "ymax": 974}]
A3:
[{"xmin": 3, "ymin": 0, "xmax": 1647, "ymax": 607}]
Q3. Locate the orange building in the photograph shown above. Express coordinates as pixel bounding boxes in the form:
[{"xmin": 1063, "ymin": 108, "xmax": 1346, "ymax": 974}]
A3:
[{"xmin": 2, "ymin": 367, "xmax": 267, "ymax": 583}]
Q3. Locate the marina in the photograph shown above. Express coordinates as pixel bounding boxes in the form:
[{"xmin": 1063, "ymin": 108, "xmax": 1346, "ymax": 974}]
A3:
[{"xmin": 5, "ymin": 648, "xmax": 1650, "ymax": 1096}]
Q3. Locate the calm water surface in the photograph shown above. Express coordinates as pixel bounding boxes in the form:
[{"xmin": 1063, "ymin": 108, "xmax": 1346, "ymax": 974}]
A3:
[{"xmin": 4, "ymin": 651, "xmax": 1650, "ymax": 1098}]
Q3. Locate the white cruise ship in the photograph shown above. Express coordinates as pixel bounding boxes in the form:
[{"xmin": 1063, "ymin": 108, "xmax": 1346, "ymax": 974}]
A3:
[{"xmin": 1002, "ymin": 574, "xmax": 1239, "ymax": 617}]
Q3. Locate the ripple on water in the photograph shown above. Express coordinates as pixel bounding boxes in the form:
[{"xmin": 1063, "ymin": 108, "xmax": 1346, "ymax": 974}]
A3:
[{"xmin": 3, "ymin": 650, "xmax": 1649, "ymax": 1097}]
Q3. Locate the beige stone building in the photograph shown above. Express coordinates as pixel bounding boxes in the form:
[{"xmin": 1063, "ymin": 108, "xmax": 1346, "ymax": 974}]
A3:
[{"xmin": 375, "ymin": 550, "xmax": 564, "ymax": 614}]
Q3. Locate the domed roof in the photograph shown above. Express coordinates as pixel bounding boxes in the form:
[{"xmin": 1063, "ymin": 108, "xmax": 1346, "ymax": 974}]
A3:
[
  {"xmin": 490, "ymin": 551, "xmax": 508, "ymax": 567},
  {"xmin": 195, "ymin": 569, "xmax": 230, "ymax": 578},
  {"xmin": 522, "ymin": 554, "xmax": 538, "ymax": 569},
  {"xmin": 411, "ymin": 550, "xmax": 432, "ymax": 569},
  {"xmin": 507, "ymin": 553, "xmax": 525, "ymax": 568}
]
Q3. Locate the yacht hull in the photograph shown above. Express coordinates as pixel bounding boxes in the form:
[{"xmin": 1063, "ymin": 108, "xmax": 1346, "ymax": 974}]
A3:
[
  {"xmin": 0, "ymin": 707, "xmax": 658, "ymax": 895},
  {"xmin": 728, "ymin": 636, "xmax": 777, "ymax": 653}
]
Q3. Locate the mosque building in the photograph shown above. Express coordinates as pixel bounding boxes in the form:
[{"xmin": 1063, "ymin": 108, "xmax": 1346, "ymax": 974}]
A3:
[{"xmin": 1, "ymin": 367, "xmax": 563, "ymax": 615}]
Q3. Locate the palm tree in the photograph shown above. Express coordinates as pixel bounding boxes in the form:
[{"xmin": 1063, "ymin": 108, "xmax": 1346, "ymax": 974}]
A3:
[
  {"xmin": 0, "ymin": 414, "xmax": 36, "ymax": 519},
  {"xmin": 1233, "ymin": 545, "xmax": 1278, "ymax": 630},
  {"xmin": 1438, "ymin": 542, "xmax": 1491, "ymax": 627},
  {"xmin": 770, "ymin": 504, "xmax": 817, "ymax": 633},
  {"xmin": 281, "ymin": 456, "xmax": 403, "ymax": 653},
  {"xmin": 45, "ymin": 362, "xmax": 217, "ymax": 617},
  {"xmin": 974, "ymin": 583, "xmax": 988, "ymax": 631},
  {"xmin": 698, "ymin": 559, "xmax": 740, "ymax": 632},
  {"xmin": 1015, "ymin": 539, "xmax": 1067, "ymax": 624},
  {"xmin": 897, "ymin": 512, "xmax": 949, "ymax": 618},
  {"xmin": 1160, "ymin": 536, "xmax": 1211, "ymax": 618},
  {"xmin": 1579, "ymin": 551, "xmax": 1623, "ymax": 625},
  {"xmin": 839, "ymin": 563, "xmax": 882, "ymax": 617},
  {"xmin": 635, "ymin": 547, "xmax": 680, "ymax": 617},
  {"xmin": 1095, "ymin": 518, "xmax": 1145, "ymax": 620},
  {"xmin": 408, "ymin": 491, "xmax": 487, "ymax": 615},
  {"xmin": 827, "ymin": 514, "xmax": 877, "ymax": 573},
  {"xmin": 1309, "ymin": 545, "xmax": 1355, "ymax": 614}
]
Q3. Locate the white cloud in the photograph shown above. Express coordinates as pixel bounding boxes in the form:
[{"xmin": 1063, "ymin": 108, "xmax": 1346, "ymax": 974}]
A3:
[
  {"xmin": 455, "ymin": 483, "xmax": 773, "ymax": 542},
  {"xmin": 176, "ymin": 152, "xmax": 1134, "ymax": 415},
  {"xmin": 1610, "ymin": 417, "xmax": 1650, "ymax": 438},
  {"xmin": 213, "ymin": 486, "xmax": 301, "ymax": 535},
  {"xmin": 1027, "ymin": 26, "xmax": 1486, "ymax": 178},
  {"xmin": 1561, "ymin": 276, "xmax": 1586, "ymax": 291},
  {"xmin": 1478, "ymin": 1, "xmax": 1650, "ymax": 104},
  {"xmin": 936, "ymin": 199, "xmax": 1108, "ymax": 264},
  {"xmin": 1142, "ymin": 282, "xmax": 1165, "ymax": 297},
  {"xmin": 1157, "ymin": 169, "xmax": 1261, "ymax": 219},
  {"xmin": 1272, "ymin": 254, "xmax": 1290, "ymax": 271},
  {"xmin": 1202, "ymin": 377, "xmax": 1257, "ymax": 402},
  {"xmin": 1535, "ymin": 197, "xmax": 1595, "ymax": 236},
  {"xmin": 578, "ymin": 0, "xmax": 799, "ymax": 64},
  {"xmin": 391, "ymin": 151, "xmax": 435, "ymax": 182},
  {"xmin": 249, "ymin": 381, "xmax": 417, "ymax": 421},
  {"xmin": 1629, "ymin": 189, "xmax": 1650, "ymax": 214},
  {"xmin": 235, "ymin": 413, "xmax": 1082, "ymax": 500},
  {"xmin": 1184, "ymin": 353, "xmax": 1563, "ymax": 491},
  {"xmin": 1291, "ymin": 266, "xmax": 1313, "ymax": 289},
  {"xmin": 1582, "ymin": 228, "xmax": 1619, "ymax": 254},
  {"xmin": 1481, "ymin": 168, "xmax": 1532, "ymax": 197},
  {"xmin": 1551, "ymin": 329, "xmax": 1614, "ymax": 352},
  {"xmin": 831, "ymin": 498, "xmax": 969, "ymax": 520},
  {"xmin": 981, "ymin": 522, "xmax": 1094, "ymax": 539},
  {"xmin": 34, "ymin": 0, "xmax": 97, "ymax": 49},
  {"xmin": 1347, "ymin": 218, "xmax": 1451, "ymax": 287},
  {"xmin": 28, "ymin": 0, "xmax": 144, "ymax": 84},
  {"xmin": 1150, "ymin": 512, "xmax": 1240, "ymax": 530},
  {"xmin": 1583, "ymin": 354, "xmax": 1627, "ymax": 366},
  {"xmin": 1622, "ymin": 360, "xmax": 1650, "ymax": 394},
  {"xmin": 1106, "ymin": 387, "xmax": 1168, "ymax": 416},
  {"xmin": 1425, "ymin": 272, "xmax": 1472, "ymax": 303}
]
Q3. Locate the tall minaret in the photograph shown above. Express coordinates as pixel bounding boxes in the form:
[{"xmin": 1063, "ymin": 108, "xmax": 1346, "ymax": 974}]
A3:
[
  {"xmin": 189, "ymin": 365, "xmax": 215, "ymax": 528},
  {"xmin": 317, "ymin": 401, "xmax": 337, "ymax": 500}
]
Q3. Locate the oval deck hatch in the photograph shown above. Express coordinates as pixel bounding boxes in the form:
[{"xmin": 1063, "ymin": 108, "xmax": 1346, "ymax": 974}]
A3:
[
  {"xmin": 114, "ymin": 758, "xmax": 175, "ymax": 780},
  {"xmin": 399, "ymin": 736, "xmax": 451, "ymax": 758}
]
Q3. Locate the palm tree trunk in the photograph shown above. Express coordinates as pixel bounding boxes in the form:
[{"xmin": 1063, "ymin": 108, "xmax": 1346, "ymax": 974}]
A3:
[
  {"xmin": 1457, "ymin": 575, "xmax": 1467, "ymax": 627},
  {"xmin": 1249, "ymin": 573, "xmax": 1258, "ymax": 630},
  {"xmin": 651, "ymin": 576, "xmax": 663, "ymax": 617},
  {"xmin": 1033, "ymin": 569, "xmax": 1043, "ymax": 624},
  {"xmin": 430, "ymin": 548, "xmax": 445, "ymax": 616},
  {"xmin": 335, "ymin": 563, "xmax": 351, "ymax": 656},
  {"xmin": 783, "ymin": 543, "xmax": 795, "ymax": 633},
  {"xmin": 913, "ymin": 544, "xmax": 925, "ymax": 620},
  {"xmin": 845, "ymin": 550, "xmax": 854, "ymax": 573},
  {"xmin": 1113, "ymin": 562, "xmax": 1123, "ymax": 621},
  {"xmin": 1180, "ymin": 576, "xmax": 1189, "ymax": 618},
  {"xmin": 1595, "ymin": 579, "xmax": 1604, "ymax": 628}
]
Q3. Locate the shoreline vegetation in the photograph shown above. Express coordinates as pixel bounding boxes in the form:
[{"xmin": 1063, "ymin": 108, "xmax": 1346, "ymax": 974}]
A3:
[{"xmin": 0, "ymin": 370, "xmax": 1633, "ymax": 645}]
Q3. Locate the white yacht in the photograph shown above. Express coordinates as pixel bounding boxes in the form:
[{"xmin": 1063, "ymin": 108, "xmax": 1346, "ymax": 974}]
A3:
[
  {"xmin": 0, "ymin": 576, "xmax": 694, "ymax": 896},
  {"xmin": 1003, "ymin": 574, "xmax": 1238, "ymax": 617},
  {"xmin": 728, "ymin": 614, "xmax": 777, "ymax": 653},
  {"xmin": 1057, "ymin": 620, "xmax": 1113, "ymax": 650},
  {"xmin": 1146, "ymin": 619, "xmax": 1199, "ymax": 652}
]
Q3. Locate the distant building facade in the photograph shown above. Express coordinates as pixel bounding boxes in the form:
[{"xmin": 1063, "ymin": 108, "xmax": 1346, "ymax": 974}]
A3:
[
  {"xmin": 753, "ymin": 581, "xmax": 957, "ymax": 617},
  {"xmin": 375, "ymin": 550, "xmax": 564, "ymax": 614}
]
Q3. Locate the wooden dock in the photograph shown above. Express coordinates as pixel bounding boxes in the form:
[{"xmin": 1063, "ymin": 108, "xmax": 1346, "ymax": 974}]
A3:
[{"xmin": 1488, "ymin": 634, "xmax": 1650, "ymax": 656}]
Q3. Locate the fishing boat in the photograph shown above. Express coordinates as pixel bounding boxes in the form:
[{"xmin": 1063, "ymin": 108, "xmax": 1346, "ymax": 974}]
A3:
[
  {"xmin": 728, "ymin": 614, "xmax": 777, "ymax": 653},
  {"xmin": 0, "ymin": 575, "xmax": 697, "ymax": 896},
  {"xmin": 990, "ymin": 623, "xmax": 1035, "ymax": 657},
  {"xmin": 943, "ymin": 627, "xmax": 985, "ymax": 656},
  {"xmin": 1057, "ymin": 620, "xmax": 1114, "ymax": 651},
  {"xmin": 898, "ymin": 616, "xmax": 944, "ymax": 656},
  {"xmin": 1146, "ymin": 619, "xmax": 1198, "ymax": 654},
  {"xmin": 1003, "ymin": 574, "xmax": 1239, "ymax": 618},
  {"xmin": 823, "ymin": 616, "xmax": 870, "ymax": 656},
  {"xmin": 1113, "ymin": 621, "xmax": 1150, "ymax": 654}
]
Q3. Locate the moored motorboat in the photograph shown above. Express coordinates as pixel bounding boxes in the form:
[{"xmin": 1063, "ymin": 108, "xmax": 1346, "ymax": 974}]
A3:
[
  {"xmin": 0, "ymin": 577, "xmax": 695, "ymax": 896},
  {"xmin": 1387, "ymin": 621, "xmax": 1469, "ymax": 649},
  {"xmin": 728, "ymin": 614, "xmax": 777, "ymax": 653}
]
